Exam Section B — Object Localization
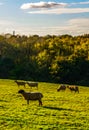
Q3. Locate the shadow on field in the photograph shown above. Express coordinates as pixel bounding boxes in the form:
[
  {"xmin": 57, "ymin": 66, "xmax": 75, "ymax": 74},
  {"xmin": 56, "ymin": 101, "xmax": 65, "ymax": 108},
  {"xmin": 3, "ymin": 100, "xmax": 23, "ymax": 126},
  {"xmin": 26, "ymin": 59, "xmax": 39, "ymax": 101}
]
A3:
[
  {"xmin": 0, "ymin": 99, "xmax": 8, "ymax": 102},
  {"xmin": 43, "ymin": 106, "xmax": 74, "ymax": 111},
  {"xmin": 0, "ymin": 105, "xmax": 5, "ymax": 108}
]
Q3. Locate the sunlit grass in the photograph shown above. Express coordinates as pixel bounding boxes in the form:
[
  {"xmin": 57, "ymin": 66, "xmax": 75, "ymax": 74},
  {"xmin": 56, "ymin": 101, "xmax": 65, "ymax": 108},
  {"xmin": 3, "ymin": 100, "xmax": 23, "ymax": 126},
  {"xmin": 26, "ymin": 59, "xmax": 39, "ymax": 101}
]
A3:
[{"xmin": 0, "ymin": 79, "xmax": 89, "ymax": 130}]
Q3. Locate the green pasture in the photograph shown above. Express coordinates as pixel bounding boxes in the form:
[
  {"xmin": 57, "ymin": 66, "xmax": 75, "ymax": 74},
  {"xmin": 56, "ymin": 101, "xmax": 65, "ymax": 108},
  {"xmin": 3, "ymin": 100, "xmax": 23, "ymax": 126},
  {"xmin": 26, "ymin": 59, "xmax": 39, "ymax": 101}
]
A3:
[{"xmin": 0, "ymin": 79, "xmax": 89, "ymax": 130}]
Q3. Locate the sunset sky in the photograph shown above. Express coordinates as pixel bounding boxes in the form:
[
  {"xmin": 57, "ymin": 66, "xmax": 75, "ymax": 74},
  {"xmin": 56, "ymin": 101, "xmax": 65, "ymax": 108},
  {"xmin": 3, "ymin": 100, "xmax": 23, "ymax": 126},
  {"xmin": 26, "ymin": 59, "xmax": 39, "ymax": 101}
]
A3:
[{"xmin": 0, "ymin": 0, "xmax": 89, "ymax": 36}]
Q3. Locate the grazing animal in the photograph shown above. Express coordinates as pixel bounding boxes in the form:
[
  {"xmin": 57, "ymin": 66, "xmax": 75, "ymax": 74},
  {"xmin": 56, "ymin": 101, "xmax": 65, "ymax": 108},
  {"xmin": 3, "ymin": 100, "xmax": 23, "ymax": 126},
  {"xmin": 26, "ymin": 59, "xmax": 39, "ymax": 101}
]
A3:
[
  {"xmin": 15, "ymin": 80, "xmax": 26, "ymax": 88},
  {"xmin": 57, "ymin": 85, "xmax": 66, "ymax": 91},
  {"xmin": 67, "ymin": 85, "xmax": 79, "ymax": 93},
  {"xmin": 18, "ymin": 89, "xmax": 43, "ymax": 105},
  {"xmin": 26, "ymin": 82, "xmax": 38, "ymax": 89}
]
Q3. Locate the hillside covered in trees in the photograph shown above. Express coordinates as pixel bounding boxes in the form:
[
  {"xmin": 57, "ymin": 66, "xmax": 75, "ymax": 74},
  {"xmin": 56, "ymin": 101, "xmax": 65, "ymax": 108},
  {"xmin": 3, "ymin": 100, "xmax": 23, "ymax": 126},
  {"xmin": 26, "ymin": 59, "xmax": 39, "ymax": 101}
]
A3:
[{"xmin": 0, "ymin": 34, "xmax": 89, "ymax": 86}]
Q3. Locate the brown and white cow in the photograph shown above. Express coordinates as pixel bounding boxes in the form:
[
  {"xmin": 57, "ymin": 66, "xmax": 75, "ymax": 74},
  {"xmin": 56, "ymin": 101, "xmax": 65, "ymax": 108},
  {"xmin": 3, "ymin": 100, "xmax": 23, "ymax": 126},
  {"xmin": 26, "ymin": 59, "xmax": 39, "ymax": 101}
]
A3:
[
  {"xmin": 57, "ymin": 85, "xmax": 66, "ymax": 92},
  {"xmin": 67, "ymin": 85, "xmax": 79, "ymax": 93}
]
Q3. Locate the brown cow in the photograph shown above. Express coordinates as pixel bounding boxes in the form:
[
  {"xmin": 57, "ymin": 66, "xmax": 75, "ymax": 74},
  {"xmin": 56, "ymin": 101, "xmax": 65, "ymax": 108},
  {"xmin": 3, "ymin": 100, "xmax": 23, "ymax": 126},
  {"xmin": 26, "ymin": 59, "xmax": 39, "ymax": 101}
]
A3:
[
  {"xmin": 18, "ymin": 89, "xmax": 43, "ymax": 105},
  {"xmin": 67, "ymin": 85, "xmax": 79, "ymax": 93},
  {"xmin": 57, "ymin": 85, "xmax": 66, "ymax": 92},
  {"xmin": 26, "ymin": 82, "xmax": 38, "ymax": 89},
  {"xmin": 15, "ymin": 80, "xmax": 26, "ymax": 88}
]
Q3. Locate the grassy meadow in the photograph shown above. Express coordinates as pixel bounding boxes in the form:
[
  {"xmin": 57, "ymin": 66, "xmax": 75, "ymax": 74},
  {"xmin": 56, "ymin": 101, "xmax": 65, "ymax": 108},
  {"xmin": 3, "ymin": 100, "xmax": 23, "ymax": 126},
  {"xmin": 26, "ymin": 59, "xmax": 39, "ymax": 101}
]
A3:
[{"xmin": 0, "ymin": 79, "xmax": 89, "ymax": 130}]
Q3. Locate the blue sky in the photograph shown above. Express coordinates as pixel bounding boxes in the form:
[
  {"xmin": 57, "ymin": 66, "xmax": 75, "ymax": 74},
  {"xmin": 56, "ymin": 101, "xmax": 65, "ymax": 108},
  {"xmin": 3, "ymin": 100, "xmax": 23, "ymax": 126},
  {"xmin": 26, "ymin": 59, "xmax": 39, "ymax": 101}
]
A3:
[{"xmin": 0, "ymin": 0, "xmax": 89, "ymax": 36}]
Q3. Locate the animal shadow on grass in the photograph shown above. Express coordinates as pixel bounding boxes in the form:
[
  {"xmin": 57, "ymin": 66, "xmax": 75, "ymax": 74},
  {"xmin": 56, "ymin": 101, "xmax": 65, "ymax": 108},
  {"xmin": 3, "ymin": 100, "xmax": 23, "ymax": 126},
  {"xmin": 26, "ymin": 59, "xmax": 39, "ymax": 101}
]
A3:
[
  {"xmin": 0, "ymin": 99, "xmax": 8, "ymax": 102},
  {"xmin": 0, "ymin": 105, "xmax": 5, "ymax": 109},
  {"xmin": 43, "ymin": 106, "xmax": 75, "ymax": 112}
]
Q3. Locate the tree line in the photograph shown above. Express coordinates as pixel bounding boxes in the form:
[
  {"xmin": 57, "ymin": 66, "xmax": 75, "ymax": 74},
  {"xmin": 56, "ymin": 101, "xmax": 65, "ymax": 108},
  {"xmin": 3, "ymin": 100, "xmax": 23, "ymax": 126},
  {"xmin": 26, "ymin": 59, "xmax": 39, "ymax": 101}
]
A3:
[{"xmin": 0, "ymin": 34, "xmax": 89, "ymax": 86}]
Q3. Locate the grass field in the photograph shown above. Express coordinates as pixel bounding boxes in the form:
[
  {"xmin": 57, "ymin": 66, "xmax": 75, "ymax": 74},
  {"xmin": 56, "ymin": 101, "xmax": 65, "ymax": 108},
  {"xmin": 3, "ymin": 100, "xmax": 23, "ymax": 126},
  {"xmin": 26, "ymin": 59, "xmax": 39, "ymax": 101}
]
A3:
[{"xmin": 0, "ymin": 79, "xmax": 89, "ymax": 130}]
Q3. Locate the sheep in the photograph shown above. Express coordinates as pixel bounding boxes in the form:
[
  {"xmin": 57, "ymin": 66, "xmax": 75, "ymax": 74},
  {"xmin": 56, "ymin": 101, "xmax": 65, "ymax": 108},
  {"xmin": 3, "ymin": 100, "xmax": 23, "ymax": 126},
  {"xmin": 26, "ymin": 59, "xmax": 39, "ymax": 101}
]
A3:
[
  {"xmin": 57, "ymin": 84, "xmax": 66, "ymax": 92},
  {"xmin": 67, "ymin": 85, "xmax": 79, "ymax": 93},
  {"xmin": 18, "ymin": 89, "xmax": 43, "ymax": 105},
  {"xmin": 15, "ymin": 80, "xmax": 26, "ymax": 88},
  {"xmin": 26, "ymin": 82, "xmax": 38, "ymax": 89}
]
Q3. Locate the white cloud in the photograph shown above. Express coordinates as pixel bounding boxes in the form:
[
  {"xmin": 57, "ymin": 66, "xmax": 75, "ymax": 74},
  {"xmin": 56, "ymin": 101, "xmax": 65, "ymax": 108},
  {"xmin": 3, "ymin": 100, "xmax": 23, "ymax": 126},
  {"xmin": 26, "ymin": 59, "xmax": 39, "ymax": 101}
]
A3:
[
  {"xmin": 20, "ymin": 1, "xmax": 89, "ymax": 14},
  {"xmin": 72, "ymin": 1, "xmax": 89, "ymax": 5},
  {"xmin": 28, "ymin": 8, "xmax": 89, "ymax": 14},
  {"xmin": 0, "ymin": 20, "xmax": 19, "ymax": 34},
  {"xmin": 54, "ymin": 18, "xmax": 89, "ymax": 35},
  {"xmin": 69, "ymin": 18, "xmax": 89, "ymax": 26},
  {"xmin": 79, "ymin": 1, "xmax": 89, "ymax": 4},
  {"xmin": 20, "ymin": 1, "xmax": 89, "ymax": 10},
  {"xmin": 15, "ymin": 18, "xmax": 89, "ymax": 36},
  {"xmin": 68, "ymin": 18, "xmax": 89, "ymax": 35},
  {"xmin": 0, "ymin": 20, "xmax": 14, "ymax": 26},
  {"xmin": 0, "ymin": 18, "xmax": 89, "ymax": 36},
  {"xmin": 25, "ymin": 18, "xmax": 89, "ymax": 36},
  {"xmin": 20, "ymin": 1, "xmax": 67, "ymax": 10},
  {"xmin": 0, "ymin": 2, "xmax": 3, "ymax": 5}
]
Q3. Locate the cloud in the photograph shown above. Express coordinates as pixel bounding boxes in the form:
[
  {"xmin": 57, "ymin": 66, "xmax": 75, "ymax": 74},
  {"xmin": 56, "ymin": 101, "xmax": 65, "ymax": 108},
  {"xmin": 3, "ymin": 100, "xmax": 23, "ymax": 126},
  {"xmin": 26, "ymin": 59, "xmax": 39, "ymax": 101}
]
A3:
[
  {"xmin": 0, "ymin": 20, "xmax": 19, "ymax": 34},
  {"xmin": 28, "ymin": 8, "xmax": 89, "ymax": 14},
  {"xmin": 72, "ymin": 1, "xmax": 89, "ymax": 5},
  {"xmin": 35, "ymin": 18, "xmax": 89, "ymax": 36},
  {"xmin": 20, "ymin": 1, "xmax": 89, "ymax": 14},
  {"xmin": 0, "ymin": 2, "xmax": 3, "ymax": 5},
  {"xmin": 15, "ymin": 18, "xmax": 89, "ymax": 36},
  {"xmin": 20, "ymin": 1, "xmax": 89, "ymax": 10},
  {"xmin": 69, "ymin": 18, "xmax": 89, "ymax": 25},
  {"xmin": 68, "ymin": 18, "xmax": 89, "ymax": 34},
  {"xmin": 79, "ymin": 1, "xmax": 89, "ymax": 4},
  {"xmin": 20, "ymin": 1, "xmax": 67, "ymax": 9},
  {"xmin": 0, "ymin": 20, "xmax": 13, "ymax": 26},
  {"xmin": 0, "ymin": 18, "xmax": 89, "ymax": 36},
  {"xmin": 54, "ymin": 18, "xmax": 89, "ymax": 35}
]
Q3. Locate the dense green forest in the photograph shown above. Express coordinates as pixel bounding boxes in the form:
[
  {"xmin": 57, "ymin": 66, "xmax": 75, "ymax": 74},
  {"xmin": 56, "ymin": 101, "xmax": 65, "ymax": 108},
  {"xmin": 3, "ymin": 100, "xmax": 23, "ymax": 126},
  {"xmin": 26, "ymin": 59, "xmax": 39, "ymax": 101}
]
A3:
[{"xmin": 0, "ymin": 33, "xmax": 89, "ymax": 86}]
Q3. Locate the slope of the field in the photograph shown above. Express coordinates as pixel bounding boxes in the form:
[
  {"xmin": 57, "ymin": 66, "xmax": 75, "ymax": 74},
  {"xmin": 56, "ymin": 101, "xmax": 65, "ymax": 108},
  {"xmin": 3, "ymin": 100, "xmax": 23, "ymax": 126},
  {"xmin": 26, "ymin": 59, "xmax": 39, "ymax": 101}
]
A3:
[{"xmin": 0, "ymin": 79, "xmax": 89, "ymax": 130}]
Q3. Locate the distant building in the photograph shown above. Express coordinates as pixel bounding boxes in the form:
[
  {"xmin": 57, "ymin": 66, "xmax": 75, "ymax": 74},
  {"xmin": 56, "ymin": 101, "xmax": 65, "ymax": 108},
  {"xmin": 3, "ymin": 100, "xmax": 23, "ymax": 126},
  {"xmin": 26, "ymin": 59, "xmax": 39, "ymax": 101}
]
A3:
[
  {"xmin": 13, "ymin": 31, "xmax": 15, "ymax": 36},
  {"xmin": 5, "ymin": 33, "xmax": 12, "ymax": 38}
]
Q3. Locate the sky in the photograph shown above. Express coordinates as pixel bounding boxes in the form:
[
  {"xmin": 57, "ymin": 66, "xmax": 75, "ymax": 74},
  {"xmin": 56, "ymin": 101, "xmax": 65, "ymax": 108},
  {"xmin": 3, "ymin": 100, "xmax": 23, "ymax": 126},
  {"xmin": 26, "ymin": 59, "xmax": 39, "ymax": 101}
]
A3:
[{"xmin": 0, "ymin": 0, "xmax": 89, "ymax": 36}]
